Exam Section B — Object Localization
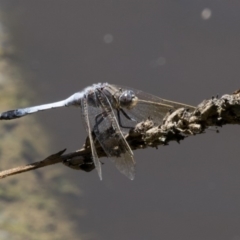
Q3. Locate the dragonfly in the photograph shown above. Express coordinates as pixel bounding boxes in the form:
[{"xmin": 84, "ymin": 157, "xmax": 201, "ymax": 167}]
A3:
[{"xmin": 0, "ymin": 83, "xmax": 195, "ymax": 180}]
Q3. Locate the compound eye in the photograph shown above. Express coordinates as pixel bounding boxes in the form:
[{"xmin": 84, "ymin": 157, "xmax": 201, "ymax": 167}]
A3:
[
  {"xmin": 119, "ymin": 90, "xmax": 138, "ymax": 109},
  {"xmin": 120, "ymin": 90, "xmax": 133, "ymax": 103}
]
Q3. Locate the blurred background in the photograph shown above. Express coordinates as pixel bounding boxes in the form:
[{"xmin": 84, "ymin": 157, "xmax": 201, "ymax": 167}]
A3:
[{"xmin": 0, "ymin": 1, "xmax": 240, "ymax": 239}]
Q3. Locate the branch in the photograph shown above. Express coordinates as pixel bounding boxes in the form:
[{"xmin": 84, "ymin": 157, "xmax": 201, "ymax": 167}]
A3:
[{"xmin": 1, "ymin": 90, "xmax": 240, "ymax": 179}]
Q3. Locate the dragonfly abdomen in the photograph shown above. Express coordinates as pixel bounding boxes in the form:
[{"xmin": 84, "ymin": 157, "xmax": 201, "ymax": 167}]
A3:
[{"xmin": 0, "ymin": 109, "xmax": 25, "ymax": 120}]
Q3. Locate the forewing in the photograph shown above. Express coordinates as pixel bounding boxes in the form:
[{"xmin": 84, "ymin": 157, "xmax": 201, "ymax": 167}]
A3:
[
  {"xmin": 86, "ymin": 88, "xmax": 136, "ymax": 180},
  {"xmin": 81, "ymin": 96, "xmax": 102, "ymax": 180},
  {"xmin": 113, "ymin": 84, "xmax": 196, "ymax": 126}
]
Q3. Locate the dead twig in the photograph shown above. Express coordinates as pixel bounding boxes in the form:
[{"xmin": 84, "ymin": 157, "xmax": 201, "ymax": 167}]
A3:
[{"xmin": 1, "ymin": 90, "xmax": 240, "ymax": 179}]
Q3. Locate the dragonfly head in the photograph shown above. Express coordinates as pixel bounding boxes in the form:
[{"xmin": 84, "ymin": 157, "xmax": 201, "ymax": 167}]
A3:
[{"xmin": 119, "ymin": 90, "xmax": 138, "ymax": 109}]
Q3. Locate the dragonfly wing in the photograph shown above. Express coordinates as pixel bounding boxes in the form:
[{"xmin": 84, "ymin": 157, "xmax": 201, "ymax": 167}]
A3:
[
  {"xmin": 81, "ymin": 96, "xmax": 102, "ymax": 180},
  {"xmin": 112, "ymin": 84, "xmax": 196, "ymax": 126},
  {"xmin": 86, "ymin": 88, "xmax": 136, "ymax": 180},
  {"xmin": 111, "ymin": 151, "xmax": 135, "ymax": 180}
]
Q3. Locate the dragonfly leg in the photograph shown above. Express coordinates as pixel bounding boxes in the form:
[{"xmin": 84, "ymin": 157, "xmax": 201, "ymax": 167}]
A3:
[
  {"xmin": 120, "ymin": 108, "xmax": 136, "ymax": 122},
  {"xmin": 117, "ymin": 109, "xmax": 135, "ymax": 129},
  {"xmin": 94, "ymin": 108, "xmax": 134, "ymax": 130}
]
